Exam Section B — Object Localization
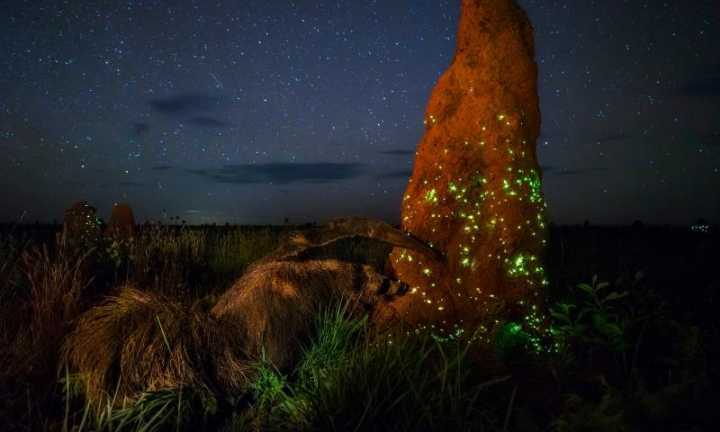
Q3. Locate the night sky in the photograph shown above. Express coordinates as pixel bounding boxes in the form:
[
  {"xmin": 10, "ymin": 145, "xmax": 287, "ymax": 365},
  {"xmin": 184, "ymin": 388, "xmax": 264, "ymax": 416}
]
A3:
[{"xmin": 1, "ymin": 0, "xmax": 718, "ymax": 225}]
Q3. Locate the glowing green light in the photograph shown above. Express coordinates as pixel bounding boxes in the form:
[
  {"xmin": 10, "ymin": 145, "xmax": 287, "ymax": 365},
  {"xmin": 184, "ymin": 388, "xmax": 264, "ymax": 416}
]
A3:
[{"xmin": 425, "ymin": 188, "xmax": 439, "ymax": 204}]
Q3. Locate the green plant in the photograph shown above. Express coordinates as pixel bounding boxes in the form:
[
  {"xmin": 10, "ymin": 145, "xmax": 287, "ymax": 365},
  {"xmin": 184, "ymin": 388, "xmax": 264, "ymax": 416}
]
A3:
[
  {"xmin": 493, "ymin": 322, "xmax": 535, "ymax": 363},
  {"xmin": 65, "ymin": 384, "xmax": 216, "ymax": 432},
  {"xmin": 550, "ymin": 276, "xmax": 629, "ymax": 366},
  {"xmin": 104, "ymin": 236, "xmax": 136, "ymax": 270},
  {"xmin": 244, "ymin": 302, "xmax": 509, "ymax": 431}
]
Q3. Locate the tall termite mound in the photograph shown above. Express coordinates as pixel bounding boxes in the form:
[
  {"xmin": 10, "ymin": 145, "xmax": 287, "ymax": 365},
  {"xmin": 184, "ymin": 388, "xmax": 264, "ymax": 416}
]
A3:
[
  {"xmin": 384, "ymin": 0, "xmax": 548, "ymax": 331},
  {"xmin": 105, "ymin": 202, "xmax": 135, "ymax": 239},
  {"xmin": 61, "ymin": 201, "xmax": 102, "ymax": 248}
]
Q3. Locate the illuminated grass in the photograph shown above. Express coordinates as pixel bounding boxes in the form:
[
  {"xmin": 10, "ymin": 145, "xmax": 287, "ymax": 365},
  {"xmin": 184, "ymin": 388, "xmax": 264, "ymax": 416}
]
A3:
[{"xmin": 246, "ymin": 302, "xmax": 512, "ymax": 431}]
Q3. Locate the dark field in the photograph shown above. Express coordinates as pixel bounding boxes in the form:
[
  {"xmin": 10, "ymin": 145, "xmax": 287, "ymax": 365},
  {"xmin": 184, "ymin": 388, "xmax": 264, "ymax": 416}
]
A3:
[{"xmin": 1, "ymin": 222, "xmax": 718, "ymax": 431}]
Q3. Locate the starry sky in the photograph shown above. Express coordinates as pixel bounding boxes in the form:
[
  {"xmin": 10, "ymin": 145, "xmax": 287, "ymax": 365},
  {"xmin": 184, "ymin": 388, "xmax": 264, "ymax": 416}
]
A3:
[{"xmin": 1, "ymin": 0, "xmax": 718, "ymax": 225}]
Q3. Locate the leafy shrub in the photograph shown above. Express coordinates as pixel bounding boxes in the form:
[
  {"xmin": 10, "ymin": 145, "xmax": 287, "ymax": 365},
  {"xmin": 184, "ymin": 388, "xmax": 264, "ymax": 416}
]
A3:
[{"xmin": 550, "ymin": 275, "xmax": 630, "ymax": 367}]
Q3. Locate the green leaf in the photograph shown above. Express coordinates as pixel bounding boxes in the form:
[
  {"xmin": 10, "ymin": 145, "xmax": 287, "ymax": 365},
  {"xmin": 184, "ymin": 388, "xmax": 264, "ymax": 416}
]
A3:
[
  {"xmin": 602, "ymin": 291, "xmax": 628, "ymax": 303},
  {"xmin": 600, "ymin": 323, "xmax": 623, "ymax": 338},
  {"xmin": 550, "ymin": 310, "xmax": 571, "ymax": 324},
  {"xmin": 571, "ymin": 324, "xmax": 587, "ymax": 336},
  {"xmin": 577, "ymin": 307, "xmax": 594, "ymax": 321},
  {"xmin": 577, "ymin": 283, "xmax": 593, "ymax": 294},
  {"xmin": 591, "ymin": 312, "xmax": 609, "ymax": 328}
]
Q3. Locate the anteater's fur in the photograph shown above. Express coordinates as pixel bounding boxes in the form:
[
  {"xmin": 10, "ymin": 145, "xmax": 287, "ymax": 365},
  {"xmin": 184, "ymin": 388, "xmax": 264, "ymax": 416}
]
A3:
[
  {"xmin": 62, "ymin": 218, "xmax": 442, "ymax": 404},
  {"xmin": 211, "ymin": 259, "xmax": 408, "ymax": 369},
  {"xmin": 62, "ymin": 287, "xmax": 250, "ymax": 406}
]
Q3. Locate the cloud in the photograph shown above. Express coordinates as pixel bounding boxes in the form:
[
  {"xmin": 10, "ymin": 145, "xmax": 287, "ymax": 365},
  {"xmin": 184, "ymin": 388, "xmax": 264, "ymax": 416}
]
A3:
[
  {"xmin": 189, "ymin": 162, "xmax": 368, "ymax": 185},
  {"xmin": 377, "ymin": 169, "xmax": 413, "ymax": 179},
  {"xmin": 148, "ymin": 92, "xmax": 223, "ymax": 115},
  {"xmin": 380, "ymin": 149, "xmax": 415, "ymax": 156},
  {"xmin": 152, "ymin": 165, "xmax": 174, "ymax": 171},
  {"xmin": 132, "ymin": 122, "xmax": 149, "ymax": 137},
  {"xmin": 186, "ymin": 116, "xmax": 232, "ymax": 128}
]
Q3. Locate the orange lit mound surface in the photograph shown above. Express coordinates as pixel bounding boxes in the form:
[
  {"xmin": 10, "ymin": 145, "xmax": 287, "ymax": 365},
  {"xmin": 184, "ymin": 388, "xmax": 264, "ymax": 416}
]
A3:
[
  {"xmin": 106, "ymin": 203, "xmax": 136, "ymax": 238},
  {"xmin": 381, "ymin": 0, "xmax": 548, "ymax": 333}
]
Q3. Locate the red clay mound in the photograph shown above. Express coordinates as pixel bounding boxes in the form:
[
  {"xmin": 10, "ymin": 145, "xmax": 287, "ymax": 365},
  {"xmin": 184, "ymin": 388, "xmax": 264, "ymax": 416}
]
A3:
[{"xmin": 384, "ymin": 0, "xmax": 548, "ymax": 331}]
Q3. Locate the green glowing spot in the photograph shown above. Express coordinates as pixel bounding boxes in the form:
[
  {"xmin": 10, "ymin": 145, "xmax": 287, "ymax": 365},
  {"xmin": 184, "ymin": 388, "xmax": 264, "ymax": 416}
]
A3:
[
  {"xmin": 507, "ymin": 253, "xmax": 533, "ymax": 277},
  {"xmin": 422, "ymin": 268, "xmax": 432, "ymax": 276},
  {"xmin": 494, "ymin": 321, "xmax": 534, "ymax": 360},
  {"xmin": 425, "ymin": 188, "xmax": 439, "ymax": 204}
]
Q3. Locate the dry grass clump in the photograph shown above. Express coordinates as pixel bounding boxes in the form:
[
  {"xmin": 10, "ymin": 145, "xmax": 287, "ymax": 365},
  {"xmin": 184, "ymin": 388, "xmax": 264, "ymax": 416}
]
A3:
[
  {"xmin": 0, "ymin": 244, "xmax": 93, "ymax": 427},
  {"xmin": 2, "ymin": 246, "xmax": 92, "ymax": 381},
  {"xmin": 62, "ymin": 286, "xmax": 252, "ymax": 409},
  {"xmin": 22, "ymin": 246, "xmax": 93, "ymax": 345}
]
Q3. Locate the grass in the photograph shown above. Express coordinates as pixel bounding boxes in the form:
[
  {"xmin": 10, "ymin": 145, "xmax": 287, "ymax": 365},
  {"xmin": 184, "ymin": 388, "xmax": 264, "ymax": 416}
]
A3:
[
  {"xmin": 1, "ymin": 241, "xmax": 94, "ymax": 429},
  {"xmin": 328, "ymin": 323, "xmax": 505, "ymax": 429},
  {"xmin": 244, "ymin": 303, "xmax": 509, "ymax": 431},
  {"xmin": 108, "ymin": 224, "xmax": 283, "ymax": 298},
  {"xmin": 0, "ymin": 224, "xmax": 280, "ymax": 430},
  {"xmin": 60, "ymin": 302, "xmax": 513, "ymax": 432},
  {"xmin": 0, "ymin": 223, "xmax": 718, "ymax": 431}
]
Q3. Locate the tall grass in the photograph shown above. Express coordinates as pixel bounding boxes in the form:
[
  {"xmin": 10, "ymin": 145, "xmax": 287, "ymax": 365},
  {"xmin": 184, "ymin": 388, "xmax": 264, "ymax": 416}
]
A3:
[
  {"xmin": 118, "ymin": 225, "xmax": 282, "ymax": 298},
  {"xmin": 246, "ymin": 303, "xmax": 511, "ymax": 432},
  {"xmin": 63, "ymin": 377, "xmax": 214, "ymax": 432},
  {"xmin": 59, "ymin": 301, "xmax": 513, "ymax": 432},
  {"xmin": 2, "ymin": 224, "xmax": 715, "ymax": 431},
  {"xmin": 1, "ymin": 225, "xmax": 281, "ymax": 429},
  {"xmin": 1, "ymin": 242, "xmax": 93, "ymax": 429},
  {"xmin": 22, "ymin": 246, "xmax": 94, "ymax": 349},
  {"xmin": 206, "ymin": 228, "xmax": 279, "ymax": 278}
]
